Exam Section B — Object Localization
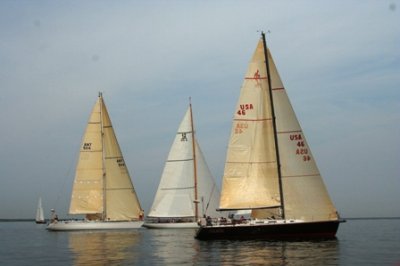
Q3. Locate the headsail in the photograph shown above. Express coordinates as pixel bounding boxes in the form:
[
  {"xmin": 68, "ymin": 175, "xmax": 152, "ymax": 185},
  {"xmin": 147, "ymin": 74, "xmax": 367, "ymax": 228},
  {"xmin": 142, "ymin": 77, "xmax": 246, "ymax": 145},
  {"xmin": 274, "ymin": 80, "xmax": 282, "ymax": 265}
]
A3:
[
  {"xmin": 219, "ymin": 36, "xmax": 338, "ymax": 222},
  {"xmin": 148, "ymin": 106, "xmax": 220, "ymax": 219},
  {"xmin": 69, "ymin": 93, "xmax": 142, "ymax": 221}
]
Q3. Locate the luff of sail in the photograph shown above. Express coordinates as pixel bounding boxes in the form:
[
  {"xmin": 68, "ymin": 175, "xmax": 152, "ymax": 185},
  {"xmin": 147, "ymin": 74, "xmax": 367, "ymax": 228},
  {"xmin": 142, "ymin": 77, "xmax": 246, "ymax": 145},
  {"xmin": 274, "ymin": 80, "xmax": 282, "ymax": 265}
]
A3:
[
  {"xmin": 148, "ymin": 107, "xmax": 220, "ymax": 219},
  {"xmin": 69, "ymin": 93, "xmax": 142, "ymax": 221},
  {"xmin": 220, "ymin": 38, "xmax": 338, "ymax": 222}
]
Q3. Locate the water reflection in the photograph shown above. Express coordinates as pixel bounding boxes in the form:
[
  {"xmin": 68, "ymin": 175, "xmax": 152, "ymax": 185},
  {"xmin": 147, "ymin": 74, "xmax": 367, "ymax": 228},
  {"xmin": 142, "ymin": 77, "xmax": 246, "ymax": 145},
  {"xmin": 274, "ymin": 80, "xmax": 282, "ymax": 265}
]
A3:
[
  {"xmin": 68, "ymin": 230, "xmax": 141, "ymax": 265},
  {"xmin": 195, "ymin": 239, "xmax": 340, "ymax": 265},
  {"xmin": 145, "ymin": 229, "xmax": 339, "ymax": 265},
  {"xmin": 146, "ymin": 229, "xmax": 199, "ymax": 264}
]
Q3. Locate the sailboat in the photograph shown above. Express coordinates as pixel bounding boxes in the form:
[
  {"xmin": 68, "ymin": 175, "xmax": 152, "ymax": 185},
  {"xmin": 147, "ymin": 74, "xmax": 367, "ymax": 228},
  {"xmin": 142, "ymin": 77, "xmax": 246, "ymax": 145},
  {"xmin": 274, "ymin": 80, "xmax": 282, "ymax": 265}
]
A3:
[
  {"xmin": 143, "ymin": 102, "xmax": 222, "ymax": 229},
  {"xmin": 195, "ymin": 32, "xmax": 344, "ymax": 240},
  {"xmin": 47, "ymin": 93, "xmax": 144, "ymax": 231},
  {"xmin": 35, "ymin": 197, "xmax": 46, "ymax": 224}
]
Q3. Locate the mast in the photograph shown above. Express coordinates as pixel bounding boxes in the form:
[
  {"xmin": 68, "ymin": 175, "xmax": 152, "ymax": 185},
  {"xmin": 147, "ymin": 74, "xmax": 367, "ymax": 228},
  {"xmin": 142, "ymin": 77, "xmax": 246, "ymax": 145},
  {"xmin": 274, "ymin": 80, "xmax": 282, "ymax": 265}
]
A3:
[
  {"xmin": 99, "ymin": 92, "xmax": 107, "ymax": 220},
  {"xmin": 189, "ymin": 98, "xmax": 199, "ymax": 220},
  {"xmin": 261, "ymin": 31, "xmax": 286, "ymax": 220}
]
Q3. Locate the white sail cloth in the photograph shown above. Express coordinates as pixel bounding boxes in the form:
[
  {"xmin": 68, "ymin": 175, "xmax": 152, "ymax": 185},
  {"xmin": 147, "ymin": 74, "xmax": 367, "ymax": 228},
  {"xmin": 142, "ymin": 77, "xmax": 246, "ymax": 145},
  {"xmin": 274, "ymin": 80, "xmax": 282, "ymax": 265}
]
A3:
[{"xmin": 148, "ymin": 107, "xmax": 221, "ymax": 219}]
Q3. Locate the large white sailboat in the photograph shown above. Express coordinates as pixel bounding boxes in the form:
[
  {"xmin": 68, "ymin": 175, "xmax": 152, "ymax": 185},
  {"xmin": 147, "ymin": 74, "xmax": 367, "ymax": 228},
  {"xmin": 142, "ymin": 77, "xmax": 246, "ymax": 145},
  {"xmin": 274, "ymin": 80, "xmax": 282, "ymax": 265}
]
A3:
[
  {"xmin": 47, "ymin": 93, "xmax": 144, "ymax": 231},
  {"xmin": 35, "ymin": 197, "xmax": 46, "ymax": 224},
  {"xmin": 144, "ymin": 103, "xmax": 221, "ymax": 229},
  {"xmin": 196, "ymin": 32, "xmax": 344, "ymax": 240}
]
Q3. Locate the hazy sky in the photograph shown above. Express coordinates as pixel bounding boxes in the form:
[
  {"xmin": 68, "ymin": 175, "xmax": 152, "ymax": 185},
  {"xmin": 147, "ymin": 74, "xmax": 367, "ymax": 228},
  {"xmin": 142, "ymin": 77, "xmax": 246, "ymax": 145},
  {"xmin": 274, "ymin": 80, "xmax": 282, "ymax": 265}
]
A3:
[{"xmin": 0, "ymin": 1, "xmax": 399, "ymax": 219}]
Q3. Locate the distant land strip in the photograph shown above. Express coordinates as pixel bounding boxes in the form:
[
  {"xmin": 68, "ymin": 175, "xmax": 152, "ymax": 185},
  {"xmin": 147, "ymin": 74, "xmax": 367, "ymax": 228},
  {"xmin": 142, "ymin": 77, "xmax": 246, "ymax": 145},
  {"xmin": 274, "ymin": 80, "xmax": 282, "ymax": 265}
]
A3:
[
  {"xmin": 1, "ymin": 217, "xmax": 400, "ymax": 222},
  {"xmin": 344, "ymin": 217, "xmax": 400, "ymax": 220},
  {"xmin": 0, "ymin": 219, "xmax": 36, "ymax": 222}
]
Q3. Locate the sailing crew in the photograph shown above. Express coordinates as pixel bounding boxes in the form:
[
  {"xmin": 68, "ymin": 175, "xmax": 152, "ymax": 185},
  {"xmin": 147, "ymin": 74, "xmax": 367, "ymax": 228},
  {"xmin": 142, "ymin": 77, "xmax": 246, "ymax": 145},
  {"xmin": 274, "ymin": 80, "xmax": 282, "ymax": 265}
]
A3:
[{"xmin": 50, "ymin": 209, "xmax": 58, "ymax": 223}]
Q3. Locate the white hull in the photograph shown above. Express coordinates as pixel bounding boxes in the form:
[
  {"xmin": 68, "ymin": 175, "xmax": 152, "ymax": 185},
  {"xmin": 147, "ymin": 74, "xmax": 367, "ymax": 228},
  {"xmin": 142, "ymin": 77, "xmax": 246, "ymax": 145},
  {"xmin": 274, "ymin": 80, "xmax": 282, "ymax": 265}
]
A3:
[
  {"xmin": 143, "ymin": 222, "xmax": 199, "ymax": 229},
  {"xmin": 46, "ymin": 220, "xmax": 144, "ymax": 231}
]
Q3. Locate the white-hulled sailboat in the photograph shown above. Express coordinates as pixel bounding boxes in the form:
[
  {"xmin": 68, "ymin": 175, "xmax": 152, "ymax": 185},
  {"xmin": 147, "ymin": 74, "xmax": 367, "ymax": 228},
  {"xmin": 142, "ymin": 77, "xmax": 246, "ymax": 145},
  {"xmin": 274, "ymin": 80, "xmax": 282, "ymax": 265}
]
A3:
[
  {"xmin": 47, "ymin": 93, "xmax": 144, "ymax": 231},
  {"xmin": 195, "ymin": 32, "xmax": 344, "ymax": 240},
  {"xmin": 35, "ymin": 197, "xmax": 46, "ymax": 224},
  {"xmin": 144, "ymin": 102, "xmax": 222, "ymax": 229}
]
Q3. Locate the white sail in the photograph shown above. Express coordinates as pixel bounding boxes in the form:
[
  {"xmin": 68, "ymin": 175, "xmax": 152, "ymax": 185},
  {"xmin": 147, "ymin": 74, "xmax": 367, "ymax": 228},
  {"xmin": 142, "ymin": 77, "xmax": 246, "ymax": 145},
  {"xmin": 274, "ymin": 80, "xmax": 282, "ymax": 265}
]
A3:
[
  {"xmin": 148, "ymin": 106, "xmax": 220, "ymax": 219},
  {"xmin": 36, "ymin": 197, "xmax": 45, "ymax": 222},
  {"xmin": 219, "ymin": 38, "xmax": 338, "ymax": 222},
  {"xmin": 69, "ymin": 93, "xmax": 142, "ymax": 221}
]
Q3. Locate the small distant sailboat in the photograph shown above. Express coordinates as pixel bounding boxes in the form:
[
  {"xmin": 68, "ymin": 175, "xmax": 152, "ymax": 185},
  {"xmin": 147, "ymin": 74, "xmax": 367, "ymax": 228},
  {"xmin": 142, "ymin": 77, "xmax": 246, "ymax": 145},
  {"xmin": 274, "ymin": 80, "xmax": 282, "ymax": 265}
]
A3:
[
  {"xmin": 35, "ymin": 197, "xmax": 46, "ymax": 224},
  {"xmin": 144, "ymin": 102, "xmax": 222, "ymax": 229},
  {"xmin": 195, "ymin": 32, "xmax": 344, "ymax": 240},
  {"xmin": 47, "ymin": 93, "xmax": 144, "ymax": 231}
]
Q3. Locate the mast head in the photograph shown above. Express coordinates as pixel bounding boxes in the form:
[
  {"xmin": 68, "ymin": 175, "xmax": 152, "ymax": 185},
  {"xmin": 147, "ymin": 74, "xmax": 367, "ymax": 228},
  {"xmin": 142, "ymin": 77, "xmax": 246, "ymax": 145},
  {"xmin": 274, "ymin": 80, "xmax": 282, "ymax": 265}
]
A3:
[{"xmin": 98, "ymin": 91, "xmax": 103, "ymax": 98}]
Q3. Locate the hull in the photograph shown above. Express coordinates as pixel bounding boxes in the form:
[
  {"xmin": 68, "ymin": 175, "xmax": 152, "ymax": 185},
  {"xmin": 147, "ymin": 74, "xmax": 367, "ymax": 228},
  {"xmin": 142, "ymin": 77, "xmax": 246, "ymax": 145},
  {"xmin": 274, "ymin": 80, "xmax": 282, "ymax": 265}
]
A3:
[
  {"xmin": 195, "ymin": 220, "xmax": 342, "ymax": 240},
  {"xmin": 35, "ymin": 220, "xmax": 46, "ymax": 224},
  {"xmin": 143, "ymin": 222, "xmax": 198, "ymax": 229},
  {"xmin": 46, "ymin": 220, "xmax": 144, "ymax": 231}
]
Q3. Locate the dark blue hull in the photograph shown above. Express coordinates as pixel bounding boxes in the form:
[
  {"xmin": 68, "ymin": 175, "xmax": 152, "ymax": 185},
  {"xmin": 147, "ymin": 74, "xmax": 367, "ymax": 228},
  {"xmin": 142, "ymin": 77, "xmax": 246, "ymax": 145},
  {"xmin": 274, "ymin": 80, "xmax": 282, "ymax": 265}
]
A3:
[{"xmin": 195, "ymin": 220, "xmax": 343, "ymax": 240}]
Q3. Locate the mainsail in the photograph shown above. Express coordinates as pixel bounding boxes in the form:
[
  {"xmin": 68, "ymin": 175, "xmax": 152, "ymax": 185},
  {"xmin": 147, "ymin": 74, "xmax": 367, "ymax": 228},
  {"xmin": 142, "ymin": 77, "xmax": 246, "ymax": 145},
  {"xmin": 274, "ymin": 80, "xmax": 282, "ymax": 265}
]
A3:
[
  {"xmin": 219, "ymin": 37, "xmax": 338, "ymax": 222},
  {"xmin": 36, "ymin": 197, "xmax": 45, "ymax": 222},
  {"xmin": 69, "ymin": 93, "xmax": 142, "ymax": 221},
  {"xmin": 148, "ymin": 105, "xmax": 220, "ymax": 219}
]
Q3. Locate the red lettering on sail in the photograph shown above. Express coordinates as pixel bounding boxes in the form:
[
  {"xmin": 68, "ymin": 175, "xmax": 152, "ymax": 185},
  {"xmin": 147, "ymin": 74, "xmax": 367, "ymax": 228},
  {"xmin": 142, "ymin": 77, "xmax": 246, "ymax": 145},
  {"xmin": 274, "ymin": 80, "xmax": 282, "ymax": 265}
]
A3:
[
  {"xmin": 295, "ymin": 148, "xmax": 308, "ymax": 155},
  {"xmin": 237, "ymin": 103, "xmax": 254, "ymax": 116},
  {"xmin": 290, "ymin": 134, "xmax": 302, "ymax": 141},
  {"xmin": 297, "ymin": 141, "xmax": 304, "ymax": 147},
  {"xmin": 235, "ymin": 122, "xmax": 248, "ymax": 134}
]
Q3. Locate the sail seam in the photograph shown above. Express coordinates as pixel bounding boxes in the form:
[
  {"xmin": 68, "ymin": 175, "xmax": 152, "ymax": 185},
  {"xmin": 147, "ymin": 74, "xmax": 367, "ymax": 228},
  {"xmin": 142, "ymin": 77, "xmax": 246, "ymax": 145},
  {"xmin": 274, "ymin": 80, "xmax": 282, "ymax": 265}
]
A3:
[
  {"xmin": 106, "ymin": 188, "xmax": 133, "ymax": 191},
  {"xmin": 167, "ymin": 158, "xmax": 193, "ymax": 162},
  {"xmin": 105, "ymin": 156, "xmax": 123, "ymax": 159},
  {"xmin": 226, "ymin": 161, "xmax": 276, "ymax": 164},
  {"xmin": 177, "ymin": 131, "xmax": 193, "ymax": 134},
  {"xmin": 278, "ymin": 130, "xmax": 302, "ymax": 134},
  {"xmin": 282, "ymin": 174, "xmax": 320, "ymax": 178},
  {"xmin": 161, "ymin": 186, "xmax": 195, "ymax": 190},
  {"xmin": 272, "ymin": 87, "xmax": 285, "ymax": 91},
  {"xmin": 234, "ymin": 118, "xmax": 272, "ymax": 122}
]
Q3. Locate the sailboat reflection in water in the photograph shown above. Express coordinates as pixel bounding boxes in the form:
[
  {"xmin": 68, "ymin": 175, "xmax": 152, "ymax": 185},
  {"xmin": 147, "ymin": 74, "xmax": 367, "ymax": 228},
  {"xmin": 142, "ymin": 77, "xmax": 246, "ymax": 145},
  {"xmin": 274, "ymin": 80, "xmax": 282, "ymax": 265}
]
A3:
[{"xmin": 69, "ymin": 231, "xmax": 141, "ymax": 264}]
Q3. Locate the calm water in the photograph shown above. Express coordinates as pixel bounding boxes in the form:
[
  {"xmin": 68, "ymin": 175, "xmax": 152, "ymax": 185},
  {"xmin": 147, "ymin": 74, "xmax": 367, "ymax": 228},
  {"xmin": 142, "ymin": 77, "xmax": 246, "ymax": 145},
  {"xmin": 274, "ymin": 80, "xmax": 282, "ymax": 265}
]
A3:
[{"xmin": 0, "ymin": 219, "xmax": 399, "ymax": 265}]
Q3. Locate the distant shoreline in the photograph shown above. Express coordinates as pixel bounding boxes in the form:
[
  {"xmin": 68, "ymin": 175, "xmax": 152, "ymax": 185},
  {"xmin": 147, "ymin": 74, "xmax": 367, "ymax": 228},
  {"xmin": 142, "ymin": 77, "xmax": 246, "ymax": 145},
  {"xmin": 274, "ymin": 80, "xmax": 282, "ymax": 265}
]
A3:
[
  {"xmin": 344, "ymin": 217, "xmax": 400, "ymax": 220},
  {"xmin": 1, "ymin": 217, "xmax": 399, "ymax": 222}
]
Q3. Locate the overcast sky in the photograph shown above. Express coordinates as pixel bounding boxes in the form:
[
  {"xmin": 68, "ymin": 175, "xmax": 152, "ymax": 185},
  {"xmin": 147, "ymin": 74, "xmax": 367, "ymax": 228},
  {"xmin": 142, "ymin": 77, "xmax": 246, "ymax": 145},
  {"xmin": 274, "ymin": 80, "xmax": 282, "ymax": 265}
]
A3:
[{"xmin": 0, "ymin": 1, "xmax": 399, "ymax": 219}]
